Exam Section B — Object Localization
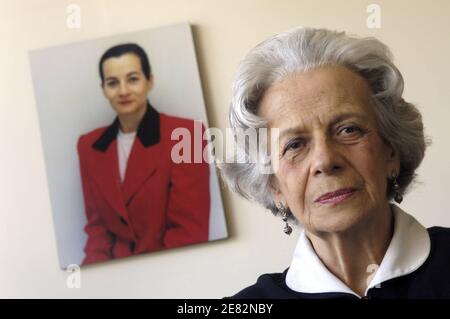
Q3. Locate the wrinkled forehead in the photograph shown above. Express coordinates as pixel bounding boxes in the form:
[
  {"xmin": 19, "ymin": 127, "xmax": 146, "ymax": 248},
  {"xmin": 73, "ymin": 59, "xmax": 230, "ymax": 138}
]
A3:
[{"xmin": 258, "ymin": 66, "xmax": 377, "ymax": 129}]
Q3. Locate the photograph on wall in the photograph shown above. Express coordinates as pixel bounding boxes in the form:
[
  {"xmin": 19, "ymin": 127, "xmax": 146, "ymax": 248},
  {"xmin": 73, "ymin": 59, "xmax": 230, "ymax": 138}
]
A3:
[{"xmin": 29, "ymin": 23, "xmax": 228, "ymax": 268}]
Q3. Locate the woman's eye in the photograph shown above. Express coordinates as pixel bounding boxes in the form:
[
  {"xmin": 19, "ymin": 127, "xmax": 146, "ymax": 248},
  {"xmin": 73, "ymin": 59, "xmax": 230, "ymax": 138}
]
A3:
[
  {"xmin": 106, "ymin": 81, "xmax": 117, "ymax": 87},
  {"xmin": 284, "ymin": 140, "xmax": 304, "ymax": 154},
  {"xmin": 129, "ymin": 77, "xmax": 139, "ymax": 82},
  {"xmin": 339, "ymin": 126, "xmax": 362, "ymax": 136}
]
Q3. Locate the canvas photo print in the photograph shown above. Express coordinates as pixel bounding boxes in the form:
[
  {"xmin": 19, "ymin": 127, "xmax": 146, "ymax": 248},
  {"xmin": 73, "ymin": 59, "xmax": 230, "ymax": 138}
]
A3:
[{"xmin": 29, "ymin": 23, "xmax": 228, "ymax": 268}]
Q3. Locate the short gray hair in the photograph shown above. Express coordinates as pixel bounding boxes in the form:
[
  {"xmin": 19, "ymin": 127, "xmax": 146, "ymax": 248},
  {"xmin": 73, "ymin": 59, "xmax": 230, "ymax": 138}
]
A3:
[{"xmin": 218, "ymin": 27, "xmax": 430, "ymax": 216}]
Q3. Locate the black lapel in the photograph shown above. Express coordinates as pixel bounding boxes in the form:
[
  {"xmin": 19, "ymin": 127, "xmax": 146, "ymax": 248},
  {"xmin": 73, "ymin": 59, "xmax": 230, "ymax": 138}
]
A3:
[
  {"xmin": 136, "ymin": 101, "xmax": 160, "ymax": 147},
  {"xmin": 92, "ymin": 101, "xmax": 160, "ymax": 151}
]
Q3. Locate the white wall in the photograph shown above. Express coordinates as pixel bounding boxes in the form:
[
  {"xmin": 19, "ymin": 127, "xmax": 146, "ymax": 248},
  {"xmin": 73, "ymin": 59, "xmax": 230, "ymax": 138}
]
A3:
[{"xmin": 1, "ymin": 0, "xmax": 449, "ymax": 298}]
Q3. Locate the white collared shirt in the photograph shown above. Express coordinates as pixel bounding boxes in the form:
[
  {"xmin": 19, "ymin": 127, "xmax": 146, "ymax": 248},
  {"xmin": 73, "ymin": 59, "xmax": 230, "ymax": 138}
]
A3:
[{"xmin": 285, "ymin": 204, "xmax": 431, "ymax": 298}]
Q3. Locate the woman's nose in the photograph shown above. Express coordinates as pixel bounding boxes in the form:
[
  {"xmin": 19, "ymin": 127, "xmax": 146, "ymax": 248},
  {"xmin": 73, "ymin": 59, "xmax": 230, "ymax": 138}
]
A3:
[
  {"xmin": 310, "ymin": 137, "xmax": 343, "ymax": 176},
  {"xmin": 118, "ymin": 82, "xmax": 130, "ymax": 95}
]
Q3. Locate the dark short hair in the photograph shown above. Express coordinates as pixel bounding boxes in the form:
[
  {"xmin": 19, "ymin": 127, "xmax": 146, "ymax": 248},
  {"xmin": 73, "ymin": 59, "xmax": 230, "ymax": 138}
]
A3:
[{"xmin": 99, "ymin": 43, "xmax": 152, "ymax": 85}]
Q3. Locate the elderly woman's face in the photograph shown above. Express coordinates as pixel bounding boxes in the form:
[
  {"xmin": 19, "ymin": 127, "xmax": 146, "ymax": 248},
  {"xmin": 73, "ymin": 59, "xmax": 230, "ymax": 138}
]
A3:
[
  {"xmin": 102, "ymin": 53, "xmax": 153, "ymax": 116},
  {"xmin": 260, "ymin": 66, "xmax": 399, "ymax": 234}
]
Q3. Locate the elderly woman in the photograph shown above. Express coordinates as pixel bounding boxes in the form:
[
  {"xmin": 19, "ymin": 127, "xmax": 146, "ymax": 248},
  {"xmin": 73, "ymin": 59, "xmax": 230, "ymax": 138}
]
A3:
[{"xmin": 219, "ymin": 27, "xmax": 450, "ymax": 299}]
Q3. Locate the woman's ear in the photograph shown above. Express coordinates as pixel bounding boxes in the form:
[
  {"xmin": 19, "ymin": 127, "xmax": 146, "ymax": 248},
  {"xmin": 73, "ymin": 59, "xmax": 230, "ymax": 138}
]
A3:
[
  {"xmin": 269, "ymin": 175, "xmax": 285, "ymax": 204},
  {"xmin": 147, "ymin": 75, "xmax": 155, "ymax": 92},
  {"xmin": 386, "ymin": 144, "xmax": 400, "ymax": 173}
]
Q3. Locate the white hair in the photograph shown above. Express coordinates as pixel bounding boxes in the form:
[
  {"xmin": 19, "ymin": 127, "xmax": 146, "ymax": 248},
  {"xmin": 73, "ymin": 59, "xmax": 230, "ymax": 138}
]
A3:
[{"xmin": 218, "ymin": 27, "xmax": 430, "ymax": 217}]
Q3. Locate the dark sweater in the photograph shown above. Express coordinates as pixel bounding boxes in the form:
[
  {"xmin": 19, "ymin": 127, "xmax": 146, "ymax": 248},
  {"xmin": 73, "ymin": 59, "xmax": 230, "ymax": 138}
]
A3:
[{"xmin": 229, "ymin": 227, "xmax": 450, "ymax": 299}]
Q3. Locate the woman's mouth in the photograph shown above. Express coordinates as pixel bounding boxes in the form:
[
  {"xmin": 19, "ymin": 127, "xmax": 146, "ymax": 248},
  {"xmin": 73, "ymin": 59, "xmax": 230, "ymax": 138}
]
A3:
[
  {"xmin": 118, "ymin": 100, "xmax": 133, "ymax": 105},
  {"xmin": 315, "ymin": 188, "xmax": 358, "ymax": 205}
]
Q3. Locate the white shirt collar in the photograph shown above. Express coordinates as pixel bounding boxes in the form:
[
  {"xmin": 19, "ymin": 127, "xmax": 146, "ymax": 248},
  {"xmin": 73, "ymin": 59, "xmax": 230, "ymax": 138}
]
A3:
[{"xmin": 285, "ymin": 204, "xmax": 431, "ymax": 298}]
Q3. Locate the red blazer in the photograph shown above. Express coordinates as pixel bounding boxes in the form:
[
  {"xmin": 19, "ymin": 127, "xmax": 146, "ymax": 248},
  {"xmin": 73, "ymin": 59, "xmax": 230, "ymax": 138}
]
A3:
[{"xmin": 77, "ymin": 103, "xmax": 210, "ymax": 265}]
